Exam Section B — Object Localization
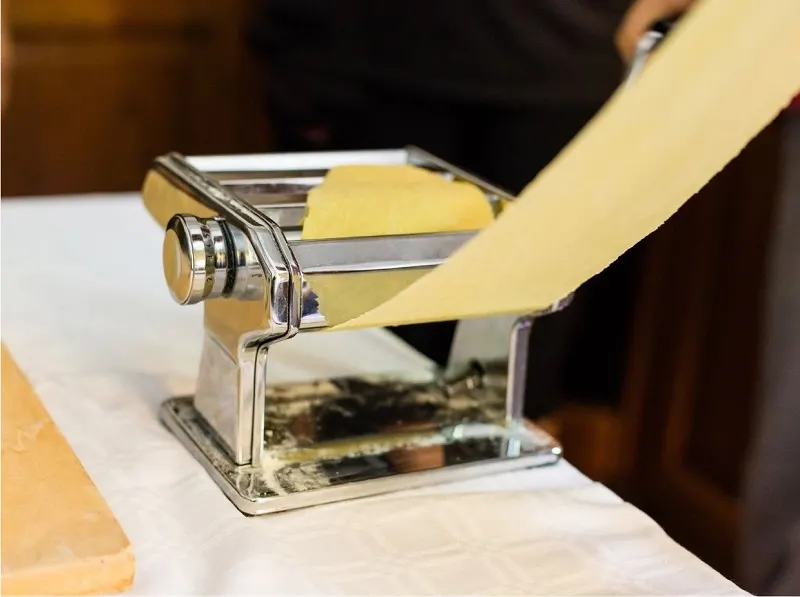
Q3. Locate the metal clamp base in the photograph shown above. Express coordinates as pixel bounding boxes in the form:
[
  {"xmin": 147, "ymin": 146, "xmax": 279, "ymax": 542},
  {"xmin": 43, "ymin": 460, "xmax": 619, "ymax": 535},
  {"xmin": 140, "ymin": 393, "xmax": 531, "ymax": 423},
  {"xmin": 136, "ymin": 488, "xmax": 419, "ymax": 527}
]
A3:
[{"xmin": 160, "ymin": 374, "xmax": 562, "ymax": 516}]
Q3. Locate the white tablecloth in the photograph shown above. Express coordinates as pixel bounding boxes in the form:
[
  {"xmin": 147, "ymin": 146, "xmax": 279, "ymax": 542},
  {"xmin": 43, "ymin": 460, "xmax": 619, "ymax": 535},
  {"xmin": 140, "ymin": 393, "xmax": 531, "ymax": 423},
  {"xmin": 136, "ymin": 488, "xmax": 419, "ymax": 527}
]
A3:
[{"xmin": 0, "ymin": 196, "xmax": 746, "ymax": 595}]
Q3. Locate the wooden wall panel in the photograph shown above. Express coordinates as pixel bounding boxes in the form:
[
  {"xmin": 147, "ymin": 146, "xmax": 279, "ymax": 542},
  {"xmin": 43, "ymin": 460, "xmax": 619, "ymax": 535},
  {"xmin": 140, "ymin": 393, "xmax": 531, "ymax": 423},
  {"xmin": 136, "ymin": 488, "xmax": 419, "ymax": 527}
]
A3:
[
  {"xmin": 2, "ymin": 0, "xmax": 268, "ymax": 196},
  {"xmin": 619, "ymin": 118, "xmax": 784, "ymax": 579},
  {"xmin": 8, "ymin": 0, "xmax": 219, "ymax": 28}
]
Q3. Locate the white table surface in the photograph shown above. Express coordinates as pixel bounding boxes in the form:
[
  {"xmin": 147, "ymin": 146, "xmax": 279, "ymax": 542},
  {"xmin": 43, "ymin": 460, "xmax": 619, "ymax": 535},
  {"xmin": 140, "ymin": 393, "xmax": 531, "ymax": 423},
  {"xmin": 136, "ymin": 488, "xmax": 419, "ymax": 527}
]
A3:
[{"xmin": 0, "ymin": 195, "xmax": 746, "ymax": 595}]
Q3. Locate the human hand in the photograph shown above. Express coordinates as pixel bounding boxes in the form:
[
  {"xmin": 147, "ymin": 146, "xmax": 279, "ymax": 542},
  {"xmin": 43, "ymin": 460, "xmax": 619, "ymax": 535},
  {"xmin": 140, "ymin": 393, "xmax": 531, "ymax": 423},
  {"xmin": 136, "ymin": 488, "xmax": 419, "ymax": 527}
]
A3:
[{"xmin": 615, "ymin": 0, "xmax": 696, "ymax": 62}]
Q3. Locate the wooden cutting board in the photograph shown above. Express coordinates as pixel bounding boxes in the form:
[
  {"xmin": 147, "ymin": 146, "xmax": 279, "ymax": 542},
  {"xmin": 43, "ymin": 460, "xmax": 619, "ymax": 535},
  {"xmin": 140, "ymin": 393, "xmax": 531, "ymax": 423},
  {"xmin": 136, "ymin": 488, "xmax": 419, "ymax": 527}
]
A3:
[{"xmin": 1, "ymin": 344, "xmax": 135, "ymax": 595}]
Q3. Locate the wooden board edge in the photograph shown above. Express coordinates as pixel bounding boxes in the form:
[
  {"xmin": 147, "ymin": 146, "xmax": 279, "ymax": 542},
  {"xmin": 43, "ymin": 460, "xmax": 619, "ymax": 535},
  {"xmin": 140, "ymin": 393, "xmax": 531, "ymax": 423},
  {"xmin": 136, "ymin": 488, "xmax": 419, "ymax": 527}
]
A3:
[
  {"xmin": 1, "ymin": 545, "xmax": 135, "ymax": 596},
  {"xmin": 1, "ymin": 344, "xmax": 136, "ymax": 595}
]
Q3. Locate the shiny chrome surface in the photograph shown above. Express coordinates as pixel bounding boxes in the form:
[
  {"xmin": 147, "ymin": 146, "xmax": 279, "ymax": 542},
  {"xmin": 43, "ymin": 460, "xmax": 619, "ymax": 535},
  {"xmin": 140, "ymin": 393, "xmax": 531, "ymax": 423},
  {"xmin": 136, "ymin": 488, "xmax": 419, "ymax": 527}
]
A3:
[
  {"xmin": 624, "ymin": 21, "xmax": 674, "ymax": 86},
  {"xmin": 147, "ymin": 150, "xmax": 565, "ymax": 331},
  {"xmin": 506, "ymin": 316, "xmax": 535, "ymax": 424},
  {"xmin": 163, "ymin": 214, "xmax": 266, "ymax": 305},
  {"xmin": 624, "ymin": 30, "xmax": 663, "ymax": 84},
  {"xmin": 143, "ymin": 147, "xmax": 571, "ymax": 513},
  {"xmin": 164, "ymin": 215, "xmax": 229, "ymax": 305},
  {"xmin": 160, "ymin": 366, "xmax": 561, "ymax": 515}
]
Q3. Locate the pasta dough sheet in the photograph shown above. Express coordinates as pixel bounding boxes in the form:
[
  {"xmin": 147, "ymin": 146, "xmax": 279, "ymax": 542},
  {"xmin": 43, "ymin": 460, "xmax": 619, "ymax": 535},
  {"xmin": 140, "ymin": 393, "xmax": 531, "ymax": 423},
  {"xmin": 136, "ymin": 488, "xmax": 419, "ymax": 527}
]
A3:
[
  {"xmin": 319, "ymin": 0, "xmax": 800, "ymax": 331},
  {"xmin": 302, "ymin": 165, "xmax": 495, "ymax": 239},
  {"xmin": 305, "ymin": 269, "xmax": 429, "ymax": 330}
]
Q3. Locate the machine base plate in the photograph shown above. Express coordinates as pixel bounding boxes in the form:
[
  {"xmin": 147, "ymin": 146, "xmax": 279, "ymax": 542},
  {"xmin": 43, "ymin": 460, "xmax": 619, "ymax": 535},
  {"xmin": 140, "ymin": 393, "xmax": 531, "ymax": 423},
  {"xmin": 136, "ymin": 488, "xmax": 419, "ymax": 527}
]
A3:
[{"xmin": 161, "ymin": 389, "xmax": 562, "ymax": 516}]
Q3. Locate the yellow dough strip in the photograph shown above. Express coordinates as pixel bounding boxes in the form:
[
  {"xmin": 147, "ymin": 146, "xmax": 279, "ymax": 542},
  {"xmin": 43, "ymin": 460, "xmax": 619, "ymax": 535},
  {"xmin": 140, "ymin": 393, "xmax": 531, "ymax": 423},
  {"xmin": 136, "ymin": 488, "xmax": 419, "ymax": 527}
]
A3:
[
  {"xmin": 325, "ymin": 0, "xmax": 800, "ymax": 331},
  {"xmin": 302, "ymin": 165, "xmax": 495, "ymax": 240}
]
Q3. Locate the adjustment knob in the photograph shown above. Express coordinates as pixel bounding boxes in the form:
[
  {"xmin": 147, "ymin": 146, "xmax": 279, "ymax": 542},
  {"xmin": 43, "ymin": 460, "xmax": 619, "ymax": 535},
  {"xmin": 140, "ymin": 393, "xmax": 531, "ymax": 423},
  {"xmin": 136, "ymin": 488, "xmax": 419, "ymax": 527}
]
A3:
[{"xmin": 162, "ymin": 214, "xmax": 229, "ymax": 305}]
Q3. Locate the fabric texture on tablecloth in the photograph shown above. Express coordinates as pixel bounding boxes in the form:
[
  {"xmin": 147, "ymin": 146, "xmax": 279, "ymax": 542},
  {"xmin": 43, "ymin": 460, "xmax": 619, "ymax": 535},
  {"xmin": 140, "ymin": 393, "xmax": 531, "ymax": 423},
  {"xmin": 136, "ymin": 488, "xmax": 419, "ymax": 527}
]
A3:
[{"xmin": 0, "ymin": 197, "xmax": 746, "ymax": 595}]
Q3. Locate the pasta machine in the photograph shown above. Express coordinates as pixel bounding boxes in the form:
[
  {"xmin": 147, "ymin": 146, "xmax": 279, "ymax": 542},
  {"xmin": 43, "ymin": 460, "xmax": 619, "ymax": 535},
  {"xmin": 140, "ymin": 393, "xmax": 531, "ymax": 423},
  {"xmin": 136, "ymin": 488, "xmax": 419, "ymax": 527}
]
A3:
[{"xmin": 142, "ymin": 147, "xmax": 570, "ymax": 515}]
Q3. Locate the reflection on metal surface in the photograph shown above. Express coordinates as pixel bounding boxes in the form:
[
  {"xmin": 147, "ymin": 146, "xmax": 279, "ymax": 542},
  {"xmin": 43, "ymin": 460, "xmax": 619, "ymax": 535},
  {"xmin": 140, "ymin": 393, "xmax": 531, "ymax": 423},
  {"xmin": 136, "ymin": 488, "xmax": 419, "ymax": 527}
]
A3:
[
  {"xmin": 143, "ymin": 147, "xmax": 569, "ymax": 514},
  {"xmin": 624, "ymin": 19, "xmax": 676, "ymax": 86},
  {"xmin": 162, "ymin": 363, "xmax": 561, "ymax": 515}
]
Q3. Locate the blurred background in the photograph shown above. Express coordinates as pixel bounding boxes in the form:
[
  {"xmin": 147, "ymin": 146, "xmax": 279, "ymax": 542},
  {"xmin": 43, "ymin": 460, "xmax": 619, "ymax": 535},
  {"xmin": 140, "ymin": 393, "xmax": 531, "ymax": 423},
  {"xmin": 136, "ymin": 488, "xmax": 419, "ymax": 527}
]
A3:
[
  {"xmin": 1, "ymin": 0, "xmax": 269, "ymax": 196},
  {"xmin": 2, "ymin": 0, "xmax": 796, "ymax": 585}
]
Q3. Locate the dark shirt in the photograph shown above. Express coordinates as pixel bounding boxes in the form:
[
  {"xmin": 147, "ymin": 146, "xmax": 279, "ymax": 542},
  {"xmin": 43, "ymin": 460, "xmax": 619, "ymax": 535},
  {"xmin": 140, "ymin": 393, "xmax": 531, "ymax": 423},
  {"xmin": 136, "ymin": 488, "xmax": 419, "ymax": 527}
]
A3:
[{"xmin": 249, "ymin": 0, "xmax": 629, "ymax": 114}]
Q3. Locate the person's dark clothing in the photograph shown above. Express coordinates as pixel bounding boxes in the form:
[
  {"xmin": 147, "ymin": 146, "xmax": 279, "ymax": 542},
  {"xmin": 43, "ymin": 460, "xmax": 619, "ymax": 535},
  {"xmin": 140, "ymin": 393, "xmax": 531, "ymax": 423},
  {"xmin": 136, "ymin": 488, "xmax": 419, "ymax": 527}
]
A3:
[
  {"xmin": 248, "ymin": 0, "xmax": 634, "ymax": 417},
  {"xmin": 248, "ymin": 0, "xmax": 628, "ymax": 125}
]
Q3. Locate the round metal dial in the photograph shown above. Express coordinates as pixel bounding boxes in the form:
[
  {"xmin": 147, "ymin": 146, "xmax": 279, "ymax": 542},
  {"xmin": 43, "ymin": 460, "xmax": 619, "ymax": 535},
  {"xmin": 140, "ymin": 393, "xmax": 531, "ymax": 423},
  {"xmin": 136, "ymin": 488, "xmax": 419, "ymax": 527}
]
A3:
[{"xmin": 162, "ymin": 215, "xmax": 215, "ymax": 305}]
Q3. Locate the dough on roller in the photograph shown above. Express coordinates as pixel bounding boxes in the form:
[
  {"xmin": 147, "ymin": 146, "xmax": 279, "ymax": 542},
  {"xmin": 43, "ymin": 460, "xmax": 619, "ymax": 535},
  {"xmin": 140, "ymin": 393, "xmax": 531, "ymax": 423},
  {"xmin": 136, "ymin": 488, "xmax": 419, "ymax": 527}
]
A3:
[
  {"xmin": 301, "ymin": 165, "xmax": 495, "ymax": 239},
  {"xmin": 329, "ymin": 0, "xmax": 800, "ymax": 330}
]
